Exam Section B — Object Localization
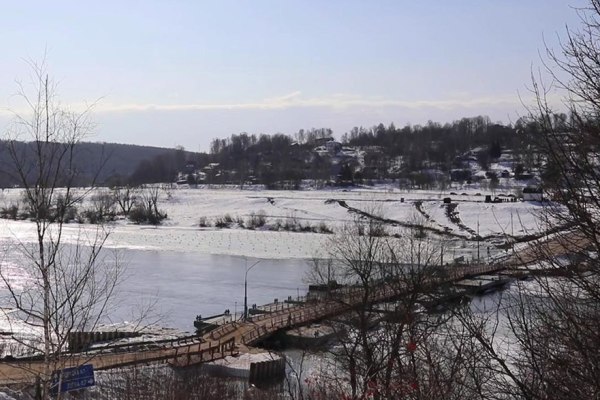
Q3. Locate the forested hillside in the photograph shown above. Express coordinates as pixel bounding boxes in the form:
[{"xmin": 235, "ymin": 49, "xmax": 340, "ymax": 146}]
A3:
[
  {"xmin": 0, "ymin": 141, "xmax": 198, "ymax": 188},
  {"xmin": 0, "ymin": 114, "xmax": 560, "ymax": 189},
  {"xmin": 186, "ymin": 115, "xmax": 553, "ymax": 189}
]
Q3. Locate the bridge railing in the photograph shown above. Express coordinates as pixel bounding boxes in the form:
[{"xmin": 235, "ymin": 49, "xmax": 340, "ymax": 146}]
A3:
[
  {"xmin": 209, "ymin": 321, "xmax": 240, "ymax": 340},
  {"xmin": 232, "ymin": 261, "xmax": 509, "ymax": 347},
  {"xmin": 255, "ymin": 301, "xmax": 296, "ymax": 314},
  {"xmin": 48, "ymin": 332, "xmax": 207, "ymax": 361},
  {"xmin": 164, "ymin": 337, "xmax": 237, "ymax": 368},
  {"xmin": 241, "ymin": 300, "xmax": 350, "ymax": 345}
]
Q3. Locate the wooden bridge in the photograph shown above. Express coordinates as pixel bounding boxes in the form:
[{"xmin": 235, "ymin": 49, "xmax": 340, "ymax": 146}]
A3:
[{"xmin": 0, "ymin": 260, "xmax": 510, "ymax": 385}]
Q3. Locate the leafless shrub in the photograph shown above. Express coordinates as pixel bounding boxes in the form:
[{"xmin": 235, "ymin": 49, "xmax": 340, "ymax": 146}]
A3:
[
  {"xmin": 129, "ymin": 186, "xmax": 167, "ymax": 225},
  {"xmin": 198, "ymin": 216, "xmax": 209, "ymax": 227},
  {"xmin": 247, "ymin": 211, "xmax": 267, "ymax": 229}
]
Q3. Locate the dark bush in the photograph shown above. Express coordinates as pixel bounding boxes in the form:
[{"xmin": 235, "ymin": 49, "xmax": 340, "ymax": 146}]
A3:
[
  {"xmin": 129, "ymin": 205, "xmax": 167, "ymax": 225},
  {"xmin": 0, "ymin": 204, "xmax": 19, "ymax": 220},
  {"xmin": 214, "ymin": 216, "xmax": 230, "ymax": 228},
  {"xmin": 198, "ymin": 216, "xmax": 209, "ymax": 227},
  {"xmin": 247, "ymin": 211, "xmax": 267, "ymax": 229},
  {"xmin": 318, "ymin": 222, "xmax": 333, "ymax": 234}
]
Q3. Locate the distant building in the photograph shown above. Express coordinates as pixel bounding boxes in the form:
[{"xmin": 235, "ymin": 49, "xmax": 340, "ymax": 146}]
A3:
[
  {"xmin": 313, "ymin": 137, "xmax": 334, "ymax": 146},
  {"xmin": 325, "ymin": 141, "xmax": 342, "ymax": 155},
  {"xmin": 450, "ymin": 169, "xmax": 472, "ymax": 182},
  {"xmin": 184, "ymin": 162, "xmax": 197, "ymax": 174},
  {"xmin": 515, "ymin": 172, "xmax": 535, "ymax": 181},
  {"xmin": 523, "ymin": 186, "xmax": 543, "ymax": 201}
]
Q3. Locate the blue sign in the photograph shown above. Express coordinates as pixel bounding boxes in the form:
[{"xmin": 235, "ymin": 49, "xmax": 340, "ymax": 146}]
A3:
[{"xmin": 50, "ymin": 364, "xmax": 95, "ymax": 394}]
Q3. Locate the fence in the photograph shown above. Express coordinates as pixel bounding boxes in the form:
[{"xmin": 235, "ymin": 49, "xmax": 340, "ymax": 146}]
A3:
[{"xmin": 168, "ymin": 337, "xmax": 237, "ymax": 367}]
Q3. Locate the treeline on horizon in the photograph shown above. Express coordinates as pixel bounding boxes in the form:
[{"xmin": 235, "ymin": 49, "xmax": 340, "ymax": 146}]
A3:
[
  {"xmin": 0, "ymin": 114, "xmax": 560, "ymax": 189},
  {"xmin": 130, "ymin": 114, "xmax": 552, "ymax": 189}
]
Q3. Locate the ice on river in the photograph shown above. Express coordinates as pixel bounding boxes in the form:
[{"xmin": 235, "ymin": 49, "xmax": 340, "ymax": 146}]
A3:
[{"xmin": 0, "ymin": 186, "xmax": 555, "ymax": 334}]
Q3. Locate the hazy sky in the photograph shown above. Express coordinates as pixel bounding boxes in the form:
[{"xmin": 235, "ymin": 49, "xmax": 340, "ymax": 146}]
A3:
[{"xmin": 0, "ymin": 1, "xmax": 587, "ymax": 151}]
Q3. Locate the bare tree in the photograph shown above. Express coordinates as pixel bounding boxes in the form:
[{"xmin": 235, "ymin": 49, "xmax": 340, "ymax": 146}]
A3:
[
  {"xmin": 83, "ymin": 190, "xmax": 117, "ymax": 223},
  {"xmin": 112, "ymin": 185, "xmax": 138, "ymax": 217},
  {"xmin": 0, "ymin": 61, "xmax": 124, "ymax": 399},
  {"xmin": 518, "ymin": 1, "xmax": 600, "ymax": 397},
  {"xmin": 129, "ymin": 185, "xmax": 167, "ymax": 225},
  {"xmin": 447, "ymin": 3, "xmax": 600, "ymax": 398},
  {"xmin": 306, "ymin": 213, "xmax": 490, "ymax": 399}
]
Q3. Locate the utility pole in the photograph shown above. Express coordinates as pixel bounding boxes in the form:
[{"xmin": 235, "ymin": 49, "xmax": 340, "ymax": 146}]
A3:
[
  {"xmin": 477, "ymin": 217, "xmax": 480, "ymax": 263},
  {"xmin": 511, "ymin": 211, "xmax": 515, "ymax": 255},
  {"xmin": 244, "ymin": 260, "xmax": 262, "ymax": 321}
]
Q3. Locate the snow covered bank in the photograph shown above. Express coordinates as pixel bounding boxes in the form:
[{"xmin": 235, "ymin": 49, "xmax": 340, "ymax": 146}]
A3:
[{"xmin": 0, "ymin": 187, "xmax": 557, "ymax": 259}]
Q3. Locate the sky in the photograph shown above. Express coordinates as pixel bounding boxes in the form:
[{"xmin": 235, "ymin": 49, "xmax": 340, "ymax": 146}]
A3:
[{"xmin": 0, "ymin": 1, "xmax": 588, "ymax": 151}]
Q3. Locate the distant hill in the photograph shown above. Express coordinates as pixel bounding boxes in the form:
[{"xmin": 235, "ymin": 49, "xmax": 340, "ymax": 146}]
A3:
[{"xmin": 0, "ymin": 141, "xmax": 200, "ymax": 188}]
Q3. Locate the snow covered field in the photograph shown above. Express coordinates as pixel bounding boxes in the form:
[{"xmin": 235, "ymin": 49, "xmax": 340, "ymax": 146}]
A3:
[
  {"xmin": 0, "ymin": 186, "xmax": 555, "ymax": 334},
  {"xmin": 0, "ymin": 186, "xmax": 554, "ymax": 258}
]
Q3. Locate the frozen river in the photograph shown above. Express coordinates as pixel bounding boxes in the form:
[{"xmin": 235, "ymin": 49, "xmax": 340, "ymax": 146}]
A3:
[
  {"xmin": 0, "ymin": 235, "xmax": 311, "ymax": 334},
  {"xmin": 0, "ymin": 216, "xmax": 314, "ymax": 336},
  {"xmin": 101, "ymin": 249, "xmax": 310, "ymax": 332}
]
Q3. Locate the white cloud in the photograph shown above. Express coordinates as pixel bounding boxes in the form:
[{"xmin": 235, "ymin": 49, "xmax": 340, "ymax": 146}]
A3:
[
  {"xmin": 0, "ymin": 91, "xmax": 562, "ymax": 122},
  {"xmin": 84, "ymin": 92, "xmax": 531, "ymax": 114}
]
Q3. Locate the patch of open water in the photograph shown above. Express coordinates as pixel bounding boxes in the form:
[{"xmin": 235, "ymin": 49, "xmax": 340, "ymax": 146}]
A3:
[{"xmin": 116, "ymin": 250, "xmax": 310, "ymax": 331}]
